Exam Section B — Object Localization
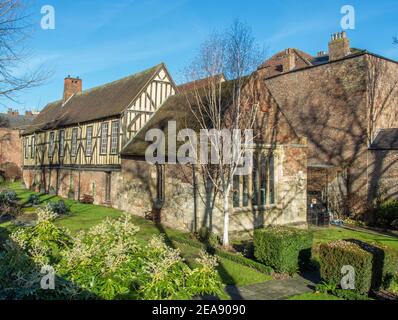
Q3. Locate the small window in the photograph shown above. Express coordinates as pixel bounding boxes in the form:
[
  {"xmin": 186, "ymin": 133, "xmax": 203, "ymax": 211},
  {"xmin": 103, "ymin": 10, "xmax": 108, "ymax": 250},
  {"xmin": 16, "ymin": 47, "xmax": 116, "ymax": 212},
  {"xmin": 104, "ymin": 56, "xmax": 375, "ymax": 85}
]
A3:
[
  {"xmin": 260, "ymin": 155, "xmax": 268, "ymax": 206},
  {"xmin": 105, "ymin": 172, "xmax": 111, "ymax": 203},
  {"xmin": 100, "ymin": 122, "xmax": 109, "ymax": 155},
  {"xmin": 24, "ymin": 137, "xmax": 29, "ymax": 159},
  {"xmin": 242, "ymin": 175, "xmax": 249, "ymax": 207},
  {"xmin": 59, "ymin": 130, "xmax": 65, "ymax": 157},
  {"xmin": 233, "ymin": 175, "xmax": 240, "ymax": 208},
  {"xmin": 86, "ymin": 126, "xmax": 93, "ymax": 156},
  {"xmin": 71, "ymin": 128, "xmax": 78, "ymax": 157},
  {"xmin": 31, "ymin": 136, "xmax": 35, "ymax": 159},
  {"xmin": 156, "ymin": 165, "xmax": 165, "ymax": 204},
  {"xmin": 110, "ymin": 120, "xmax": 120, "ymax": 154},
  {"xmin": 49, "ymin": 132, "xmax": 55, "ymax": 158},
  {"xmin": 269, "ymin": 155, "xmax": 275, "ymax": 205},
  {"xmin": 252, "ymin": 159, "xmax": 258, "ymax": 206}
]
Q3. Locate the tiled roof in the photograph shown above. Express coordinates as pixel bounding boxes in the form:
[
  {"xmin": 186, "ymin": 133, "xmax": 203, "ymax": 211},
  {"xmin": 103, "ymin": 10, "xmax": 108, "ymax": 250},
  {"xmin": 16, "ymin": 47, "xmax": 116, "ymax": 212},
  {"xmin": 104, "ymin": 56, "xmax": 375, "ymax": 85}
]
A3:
[
  {"xmin": 122, "ymin": 80, "xmax": 237, "ymax": 157},
  {"xmin": 23, "ymin": 64, "xmax": 164, "ymax": 135},
  {"xmin": 177, "ymin": 74, "xmax": 226, "ymax": 92},
  {"xmin": 0, "ymin": 113, "xmax": 36, "ymax": 130}
]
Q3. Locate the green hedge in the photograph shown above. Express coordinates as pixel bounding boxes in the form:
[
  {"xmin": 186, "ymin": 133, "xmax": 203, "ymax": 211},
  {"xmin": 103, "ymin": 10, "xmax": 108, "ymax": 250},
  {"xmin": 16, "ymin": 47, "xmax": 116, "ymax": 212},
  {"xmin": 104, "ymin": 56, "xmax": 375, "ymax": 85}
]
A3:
[
  {"xmin": 169, "ymin": 235, "xmax": 273, "ymax": 275},
  {"xmin": 376, "ymin": 200, "xmax": 398, "ymax": 227},
  {"xmin": 319, "ymin": 240, "xmax": 397, "ymax": 294},
  {"xmin": 253, "ymin": 226, "xmax": 313, "ymax": 274}
]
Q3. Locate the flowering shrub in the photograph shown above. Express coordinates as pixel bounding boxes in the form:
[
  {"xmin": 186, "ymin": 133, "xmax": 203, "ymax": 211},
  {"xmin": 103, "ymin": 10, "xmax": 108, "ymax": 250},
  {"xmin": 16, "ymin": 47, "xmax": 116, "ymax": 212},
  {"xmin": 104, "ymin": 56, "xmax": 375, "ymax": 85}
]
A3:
[
  {"xmin": 0, "ymin": 190, "xmax": 21, "ymax": 218},
  {"xmin": 0, "ymin": 213, "xmax": 223, "ymax": 300}
]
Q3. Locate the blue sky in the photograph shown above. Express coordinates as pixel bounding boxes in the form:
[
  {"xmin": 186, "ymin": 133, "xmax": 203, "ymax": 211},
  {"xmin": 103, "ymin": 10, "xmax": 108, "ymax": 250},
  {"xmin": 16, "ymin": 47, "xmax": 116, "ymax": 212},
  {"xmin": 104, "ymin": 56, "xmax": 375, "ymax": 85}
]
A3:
[{"xmin": 2, "ymin": 0, "xmax": 398, "ymax": 113}]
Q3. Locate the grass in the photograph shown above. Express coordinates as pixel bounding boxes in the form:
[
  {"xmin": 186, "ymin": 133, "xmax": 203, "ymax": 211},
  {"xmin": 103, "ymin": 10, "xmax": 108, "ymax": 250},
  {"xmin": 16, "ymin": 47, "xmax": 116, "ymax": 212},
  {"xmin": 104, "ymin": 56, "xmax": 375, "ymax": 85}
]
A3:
[
  {"xmin": 0, "ymin": 182, "xmax": 271, "ymax": 291},
  {"xmin": 3, "ymin": 182, "xmax": 397, "ymax": 300},
  {"xmin": 312, "ymin": 226, "xmax": 398, "ymax": 253},
  {"xmin": 288, "ymin": 293, "xmax": 344, "ymax": 300}
]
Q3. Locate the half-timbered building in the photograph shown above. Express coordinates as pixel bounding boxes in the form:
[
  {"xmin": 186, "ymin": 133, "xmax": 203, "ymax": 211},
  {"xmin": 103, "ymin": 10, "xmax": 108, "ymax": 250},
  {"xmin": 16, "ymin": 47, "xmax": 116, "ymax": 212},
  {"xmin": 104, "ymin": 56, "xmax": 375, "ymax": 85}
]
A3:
[{"xmin": 22, "ymin": 63, "xmax": 176, "ymax": 203}]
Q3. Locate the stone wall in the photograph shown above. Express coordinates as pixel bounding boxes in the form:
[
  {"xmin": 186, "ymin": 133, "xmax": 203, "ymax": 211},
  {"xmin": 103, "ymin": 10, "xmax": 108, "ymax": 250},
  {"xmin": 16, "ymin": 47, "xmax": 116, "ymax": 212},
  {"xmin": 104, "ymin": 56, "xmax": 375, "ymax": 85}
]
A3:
[
  {"xmin": 112, "ymin": 143, "xmax": 308, "ymax": 238},
  {"xmin": 368, "ymin": 150, "xmax": 398, "ymax": 202}
]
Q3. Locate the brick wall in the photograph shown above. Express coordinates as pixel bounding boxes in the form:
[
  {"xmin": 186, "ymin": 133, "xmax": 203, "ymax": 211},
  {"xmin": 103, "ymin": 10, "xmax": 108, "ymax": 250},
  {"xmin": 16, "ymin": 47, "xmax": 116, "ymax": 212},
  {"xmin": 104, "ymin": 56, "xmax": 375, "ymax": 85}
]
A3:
[{"xmin": 0, "ymin": 128, "xmax": 22, "ymax": 180}]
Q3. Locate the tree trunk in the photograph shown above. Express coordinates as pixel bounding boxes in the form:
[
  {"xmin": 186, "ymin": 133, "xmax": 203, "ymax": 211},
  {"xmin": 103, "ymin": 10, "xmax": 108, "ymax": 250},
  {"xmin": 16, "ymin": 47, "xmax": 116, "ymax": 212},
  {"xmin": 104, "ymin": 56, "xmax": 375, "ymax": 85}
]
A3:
[{"xmin": 222, "ymin": 184, "xmax": 231, "ymax": 247}]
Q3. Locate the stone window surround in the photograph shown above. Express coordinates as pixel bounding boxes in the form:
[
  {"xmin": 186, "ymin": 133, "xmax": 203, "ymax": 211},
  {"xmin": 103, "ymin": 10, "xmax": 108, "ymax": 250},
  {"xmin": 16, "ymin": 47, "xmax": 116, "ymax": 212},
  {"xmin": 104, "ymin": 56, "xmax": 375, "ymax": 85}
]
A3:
[{"xmin": 232, "ymin": 150, "xmax": 279, "ymax": 212}]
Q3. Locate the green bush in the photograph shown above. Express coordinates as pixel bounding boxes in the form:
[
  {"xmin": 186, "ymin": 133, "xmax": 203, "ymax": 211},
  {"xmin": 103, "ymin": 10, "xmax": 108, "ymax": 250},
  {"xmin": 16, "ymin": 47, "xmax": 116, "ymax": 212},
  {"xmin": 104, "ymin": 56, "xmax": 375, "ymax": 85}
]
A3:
[
  {"xmin": 319, "ymin": 240, "xmax": 397, "ymax": 294},
  {"xmin": 28, "ymin": 194, "xmax": 40, "ymax": 206},
  {"xmin": 0, "ymin": 191, "xmax": 17, "ymax": 204},
  {"xmin": 253, "ymin": 226, "xmax": 313, "ymax": 274},
  {"xmin": 377, "ymin": 200, "xmax": 398, "ymax": 227},
  {"xmin": 170, "ymin": 234, "xmax": 273, "ymax": 275},
  {"xmin": 0, "ymin": 214, "xmax": 223, "ymax": 300},
  {"xmin": 47, "ymin": 200, "xmax": 70, "ymax": 216},
  {"xmin": 0, "ymin": 190, "xmax": 20, "ymax": 218}
]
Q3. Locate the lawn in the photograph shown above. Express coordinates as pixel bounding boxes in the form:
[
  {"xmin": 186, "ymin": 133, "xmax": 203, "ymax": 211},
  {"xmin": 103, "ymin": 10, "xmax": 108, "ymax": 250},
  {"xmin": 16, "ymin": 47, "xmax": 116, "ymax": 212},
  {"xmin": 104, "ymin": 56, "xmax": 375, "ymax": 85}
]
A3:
[
  {"xmin": 312, "ymin": 226, "xmax": 398, "ymax": 253},
  {"xmin": 0, "ymin": 182, "xmax": 271, "ymax": 292},
  {"xmin": 2, "ymin": 182, "xmax": 397, "ymax": 300}
]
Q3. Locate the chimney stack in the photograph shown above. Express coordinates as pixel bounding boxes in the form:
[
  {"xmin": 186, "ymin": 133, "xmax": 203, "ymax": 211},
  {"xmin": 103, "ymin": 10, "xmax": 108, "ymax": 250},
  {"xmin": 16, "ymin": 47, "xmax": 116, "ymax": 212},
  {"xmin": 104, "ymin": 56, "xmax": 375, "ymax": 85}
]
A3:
[
  {"xmin": 7, "ymin": 108, "xmax": 19, "ymax": 116},
  {"xmin": 328, "ymin": 31, "xmax": 351, "ymax": 61},
  {"xmin": 317, "ymin": 51, "xmax": 326, "ymax": 57},
  {"xmin": 63, "ymin": 76, "xmax": 82, "ymax": 102},
  {"xmin": 282, "ymin": 48, "xmax": 296, "ymax": 72}
]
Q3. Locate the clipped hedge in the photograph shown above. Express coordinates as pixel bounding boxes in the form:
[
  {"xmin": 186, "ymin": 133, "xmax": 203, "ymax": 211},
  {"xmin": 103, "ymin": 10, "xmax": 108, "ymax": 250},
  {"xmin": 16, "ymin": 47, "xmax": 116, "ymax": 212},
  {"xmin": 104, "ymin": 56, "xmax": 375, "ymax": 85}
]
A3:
[
  {"xmin": 169, "ymin": 235, "xmax": 273, "ymax": 275},
  {"xmin": 253, "ymin": 226, "xmax": 313, "ymax": 274},
  {"xmin": 319, "ymin": 240, "xmax": 397, "ymax": 294}
]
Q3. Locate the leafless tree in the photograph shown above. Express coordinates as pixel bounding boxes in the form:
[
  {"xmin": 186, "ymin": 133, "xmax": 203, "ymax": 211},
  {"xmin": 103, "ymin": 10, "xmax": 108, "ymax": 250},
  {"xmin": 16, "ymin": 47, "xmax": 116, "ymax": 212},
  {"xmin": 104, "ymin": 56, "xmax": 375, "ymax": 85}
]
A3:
[
  {"xmin": 184, "ymin": 20, "xmax": 265, "ymax": 247},
  {"xmin": 0, "ymin": 0, "xmax": 48, "ymax": 105},
  {"xmin": 393, "ymin": 36, "xmax": 398, "ymax": 44}
]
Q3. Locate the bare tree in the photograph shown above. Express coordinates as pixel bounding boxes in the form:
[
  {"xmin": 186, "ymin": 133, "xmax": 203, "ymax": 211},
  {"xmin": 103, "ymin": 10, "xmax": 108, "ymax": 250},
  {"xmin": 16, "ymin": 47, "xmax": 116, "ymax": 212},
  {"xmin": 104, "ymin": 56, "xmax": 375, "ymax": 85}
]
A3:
[
  {"xmin": 393, "ymin": 36, "xmax": 398, "ymax": 44},
  {"xmin": 184, "ymin": 20, "xmax": 265, "ymax": 247},
  {"xmin": 0, "ymin": 0, "xmax": 48, "ymax": 104}
]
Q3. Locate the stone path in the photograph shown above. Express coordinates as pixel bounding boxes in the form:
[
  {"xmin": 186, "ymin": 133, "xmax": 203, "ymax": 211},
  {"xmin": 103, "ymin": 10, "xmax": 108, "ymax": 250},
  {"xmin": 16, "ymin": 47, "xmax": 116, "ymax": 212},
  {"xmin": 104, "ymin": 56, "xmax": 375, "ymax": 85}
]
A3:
[{"xmin": 225, "ymin": 273, "xmax": 319, "ymax": 300}]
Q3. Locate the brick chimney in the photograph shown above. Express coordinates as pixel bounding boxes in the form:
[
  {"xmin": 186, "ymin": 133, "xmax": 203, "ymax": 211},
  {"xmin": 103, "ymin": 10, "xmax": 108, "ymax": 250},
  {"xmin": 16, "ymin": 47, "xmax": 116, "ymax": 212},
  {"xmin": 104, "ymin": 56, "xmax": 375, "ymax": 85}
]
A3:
[
  {"xmin": 328, "ymin": 31, "xmax": 351, "ymax": 61},
  {"xmin": 63, "ymin": 76, "xmax": 82, "ymax": 102},
  {"xmin": 7, "ymin": 108, "xmax": 19, "ymax": 116},
  {"xmin": 282, "ymin": 48, "xmax": 296, "ymax": 72}
]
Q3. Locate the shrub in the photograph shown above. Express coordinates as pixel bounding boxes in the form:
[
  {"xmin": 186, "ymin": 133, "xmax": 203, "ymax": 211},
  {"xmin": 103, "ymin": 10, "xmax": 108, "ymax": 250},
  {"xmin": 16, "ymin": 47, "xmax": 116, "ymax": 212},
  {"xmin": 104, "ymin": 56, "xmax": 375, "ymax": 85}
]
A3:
[
  {"xmin": 0, "ymin": 214, "xmax": 223, "ymax": 300},
  {"xmin": 47, "ymin": 200, "xmax": 70, "ymax": 216},
  {"xmin": 319, "ymin": 240, "xmax": 397, "ymax": 294},
  {"xmin": 196, "ymin": 227, "xmax": 221, "ymax": 248},
  {"xmin": 376, "ymin": 200, "xmax": 398, "ymax": 227},
  {"xmin": 28, "ymin": 194, "xmax": 40, "ymax": 206},
  {"xmin": 253, "ymin": 226, "xmax": 313, "ymax": 274},
  {"xmin": 80, "ymin": 194, "xmax": 94, "ymax": 204},
  {"xmin": 0, "ymin": 190, "xmax": 20, "ymax": 218},
  {"xmin": 0, "ymin": 191, "xmax": 17, "ymax": 203},
  {"xmin": 170, "ymin": 234, "xmax": 273, "ymax": 275}
]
